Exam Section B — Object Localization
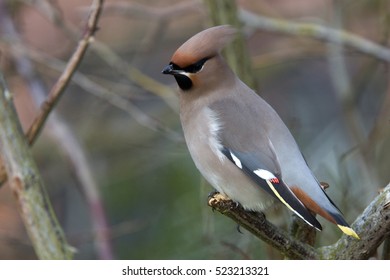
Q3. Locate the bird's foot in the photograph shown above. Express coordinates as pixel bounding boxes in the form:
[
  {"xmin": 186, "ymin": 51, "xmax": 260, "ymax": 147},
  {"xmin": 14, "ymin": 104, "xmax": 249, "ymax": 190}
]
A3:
[
  {"xmin": 208, "ymin": 190, "xmax": 220, "ymax": 199},
  {"xmin": 208, "ymin": 192, "xmax": 232, "ymax": 209}
]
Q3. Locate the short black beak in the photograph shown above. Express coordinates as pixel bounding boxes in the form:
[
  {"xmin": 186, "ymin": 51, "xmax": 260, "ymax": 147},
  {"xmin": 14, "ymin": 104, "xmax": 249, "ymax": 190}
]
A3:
[
  {"xmin": 162, "ymin": 64, "xmax": 173, "ymax": 75},
  {"xmin": 162, "ymin": 64, "xmax": 175, "ymax": 75}
]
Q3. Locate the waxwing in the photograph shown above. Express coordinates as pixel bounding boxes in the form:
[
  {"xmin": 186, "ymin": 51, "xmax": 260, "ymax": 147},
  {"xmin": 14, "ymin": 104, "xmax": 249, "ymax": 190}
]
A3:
[{"xmin": 162, "ymin": 25, "xmax": 359, "ymax": 239}]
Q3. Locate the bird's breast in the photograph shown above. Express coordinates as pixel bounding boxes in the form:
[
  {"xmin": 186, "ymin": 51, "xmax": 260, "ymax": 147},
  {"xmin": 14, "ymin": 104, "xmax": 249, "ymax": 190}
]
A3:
[{"xmin": 180, "ymin": 106, "xmax": 272, "ymax": 211}]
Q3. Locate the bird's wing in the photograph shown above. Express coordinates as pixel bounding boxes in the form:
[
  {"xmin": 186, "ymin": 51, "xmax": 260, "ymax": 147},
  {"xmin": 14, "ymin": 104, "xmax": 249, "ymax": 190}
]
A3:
[
  {"xmin": 221, "ymin": 147, "xmax": 322, "ymax": 230},
  {"xmin": 209, "ymin": 98, "xmax": 322, "ymax": 230}
]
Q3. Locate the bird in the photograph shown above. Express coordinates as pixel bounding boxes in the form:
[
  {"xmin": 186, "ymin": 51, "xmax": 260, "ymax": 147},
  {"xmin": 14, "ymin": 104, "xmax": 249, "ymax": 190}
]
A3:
[{"xmin": 162, "ymin": 25, "xmax": 359, "ymax": 239}]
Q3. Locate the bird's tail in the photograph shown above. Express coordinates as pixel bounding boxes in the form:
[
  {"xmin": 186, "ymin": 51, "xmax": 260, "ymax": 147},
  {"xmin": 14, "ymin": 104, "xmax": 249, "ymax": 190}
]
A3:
[{"xmin": 337, "ymin": 225, "xmax": 360, "ymax": 239}]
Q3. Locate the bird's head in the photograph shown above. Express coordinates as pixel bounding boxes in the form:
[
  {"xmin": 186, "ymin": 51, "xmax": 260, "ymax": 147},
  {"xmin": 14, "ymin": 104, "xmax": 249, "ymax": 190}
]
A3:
[{"xmin": 162, "ymin": 25, "xmax": 237, "ymax": 92}]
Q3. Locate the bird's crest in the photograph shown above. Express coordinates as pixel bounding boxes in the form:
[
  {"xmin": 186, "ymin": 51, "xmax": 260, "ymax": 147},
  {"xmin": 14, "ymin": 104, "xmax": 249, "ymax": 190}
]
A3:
[{"xmin": 171, "ymin": 25, "xmax": 237, "ymax": 68}]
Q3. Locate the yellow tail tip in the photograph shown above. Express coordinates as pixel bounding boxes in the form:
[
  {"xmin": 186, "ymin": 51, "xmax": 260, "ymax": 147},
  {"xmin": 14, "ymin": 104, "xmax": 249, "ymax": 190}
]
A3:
[{"xmin": 337, "ymin": 225, "xmax": 360, "ymax": 239}]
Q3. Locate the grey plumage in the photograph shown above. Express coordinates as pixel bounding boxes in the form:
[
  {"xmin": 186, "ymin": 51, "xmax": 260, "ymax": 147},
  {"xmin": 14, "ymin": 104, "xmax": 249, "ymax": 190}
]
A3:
[{"xmin": 162, "ymin": 25, "xmax": 359, "ymax": 238}]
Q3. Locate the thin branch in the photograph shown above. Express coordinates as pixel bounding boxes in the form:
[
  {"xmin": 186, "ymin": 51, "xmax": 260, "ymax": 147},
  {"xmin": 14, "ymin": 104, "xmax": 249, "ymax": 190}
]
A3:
[
  {"xmin": 25, "ymin": 0, "xmax": 104, "ymax": 145},
  {"xmin": 21, "ymin": 47, "xmax": 182, "ymax": 142},
  {"xmin": 26, "ymin": 0, "xmax": 180, "ymax": 113},
  {"xmin": 208, "ymin": 193, "xmax": 319, "ymax": 259},
  {"xmin": 239, "ymin": 9, "xmax": 390, "ymax": 63},
  {"xmin": 0, "ymin": 73, "xmax": 73, "ymax": 259}
]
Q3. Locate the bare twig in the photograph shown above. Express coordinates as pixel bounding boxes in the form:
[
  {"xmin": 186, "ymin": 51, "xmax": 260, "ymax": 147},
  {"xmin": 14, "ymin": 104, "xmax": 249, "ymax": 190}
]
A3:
[
  {"xmin": 25, "ymin": 0, "xmax": 104, "ymax": 145},
  {"xmin": 20, "ymin": 47, "xmax": 182, "ymax": 141},
  {"xmin": 0, "ymin": 73, "xmax": 73, "ymax": 259},
  {"xmin": 239, "ymin": 9, "xmax": 390, "ymax": 63},
  {"xmin": 26, "ymin": 0, "xmax": 180, "ymax": 112}
]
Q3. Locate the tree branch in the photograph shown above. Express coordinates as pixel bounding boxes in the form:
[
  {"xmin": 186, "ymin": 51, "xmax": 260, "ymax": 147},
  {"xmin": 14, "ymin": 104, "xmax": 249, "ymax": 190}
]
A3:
[
  {"xmin": 209, "ymin": 183, "xmax": 390, "ymax": 259},
  {"xmin": 208, "ymin": 193, "xmax": 319, "ymax": 259},
  {"xmin": 0, "ymin": 0, "xmax": 111, "ymax": 259},
  {"xmin": 25, "ymin": 0, "xmax": 104, "ymax": 145},
  {"xmin": 0, "ymin": 73, "xmax": 73, "ymax": 259},
  {"xmin": 239, "ymin": 9, "xmax": 390, "ymax": 63},
  {"xmin": 204, "ymin": 0, "xmax": 257, "ymax": 89},
  {"xmin": 319, "ymin": 184, "xmax": 390, "ymax": 259},
  {"xmin": 28, "ymin": 0, "xmax": 180, "ymax": 113}
]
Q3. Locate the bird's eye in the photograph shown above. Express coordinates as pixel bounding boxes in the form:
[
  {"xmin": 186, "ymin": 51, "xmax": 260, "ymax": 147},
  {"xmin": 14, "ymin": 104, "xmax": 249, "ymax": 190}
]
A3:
[{"xmin": 183, "ymin": 57, "xmax": 209, "ymax": 73}]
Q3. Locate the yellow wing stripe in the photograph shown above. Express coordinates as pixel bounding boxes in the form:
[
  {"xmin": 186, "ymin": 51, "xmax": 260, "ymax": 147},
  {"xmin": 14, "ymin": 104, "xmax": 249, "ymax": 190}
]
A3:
[
  {"xmin": 337, "ymin": 225, "xmax": 360, "ymax": 239},
  {"xmin": 265, "ymin": 180, "xmax": 314, "ymax": 227}
]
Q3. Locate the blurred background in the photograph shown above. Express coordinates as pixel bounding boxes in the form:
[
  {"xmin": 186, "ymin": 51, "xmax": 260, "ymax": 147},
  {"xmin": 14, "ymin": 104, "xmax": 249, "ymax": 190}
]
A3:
[{"xmin": 0, "ymin": 0, "xmax": 389, "ymax": 259}]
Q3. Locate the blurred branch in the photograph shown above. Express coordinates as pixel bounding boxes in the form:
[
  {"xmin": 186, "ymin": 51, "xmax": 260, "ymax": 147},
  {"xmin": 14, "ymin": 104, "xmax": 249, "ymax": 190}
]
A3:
[
  {"xmin": 363, "ymin": 0, "xmax": 390, "ymax": 158},
  {"xmin": 102, "ymin": 1, "xmax": 203, "ymax": 53},
  {"xmin": 49, "ymin": 117, "xmax": 114, "ymax": 259},
  {"xmin": 252, "ymin": 43, "xmax": 326, "ymax": 69},
  {"xmin": 204, "ymin": 0, "xmax": 256, "ymax": 89},
  {"xmin": 208, "ymin": 193, "xmax": 319, "ymax": 260},
  {"xmin": 102, "ymin": 0, "xmax": 202, "ymax": 19},
  {"xmin": 72, "ymin": 72, "xmax": 182, "ymax": 141},
  {"xmin": 0, "ymin": 73, "xmax": 73, "ymax": 259},
  {"xmin": 327, "ymin": 2, "xmax": 352, "ymax": 105},
  {"xmin": 209, "ymin": 183, "xmax": 390, "ymax": 259},
  {"xmin": 319, "ymin": 183, "xmax": 390, "ymax": 259},
  {"xmin": 91, "ymin": 40, "xmax": 179, "ymax": 112},
  {"xmin": 325, "ymin": 1, "xmax": 380, "ymax": 197},
  {"xmin": 239, "ymin": 9, "xmax": 390, "ymax": 63},
  {"xmin": 28, "ymin": 0, "xmax": 180, "ymax": 112},
  {"xmin": 0, "ymin": 0, "xmax": 114, "ymax": 259},
  {"xmin": 22, "ymin": 48, "xmax": 183, "ymax": 142},
  {"xmin": 25, "ymin": 0, "xmax": 104, "ymax": 145}
]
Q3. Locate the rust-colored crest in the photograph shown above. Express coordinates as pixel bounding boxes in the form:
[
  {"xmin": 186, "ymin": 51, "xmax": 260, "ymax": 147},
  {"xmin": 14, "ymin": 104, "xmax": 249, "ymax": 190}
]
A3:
[{"xmin": 171, "ymin": 25, "xmax": 237, "ymax": 68}]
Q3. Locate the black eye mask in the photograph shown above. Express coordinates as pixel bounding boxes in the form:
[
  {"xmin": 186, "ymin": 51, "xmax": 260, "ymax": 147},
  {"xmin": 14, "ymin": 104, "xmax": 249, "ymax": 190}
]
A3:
[{"xmin": 171, "ymin": 57, "xmax": 209, "ymax": 74}]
